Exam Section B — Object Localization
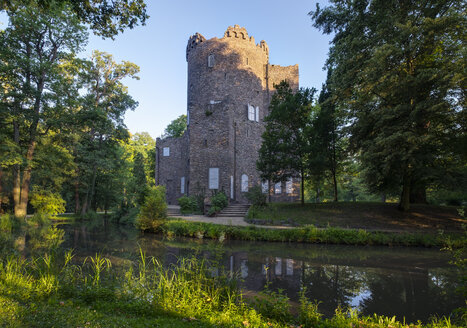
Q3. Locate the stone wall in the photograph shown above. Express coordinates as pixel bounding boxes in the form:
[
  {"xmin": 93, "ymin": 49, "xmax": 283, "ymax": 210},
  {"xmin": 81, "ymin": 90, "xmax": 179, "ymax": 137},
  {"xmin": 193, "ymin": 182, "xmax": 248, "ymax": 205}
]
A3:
[
  {"xmin": 155, "ymin": 133, "xmax": 189, "ymax": 205},
  {"xmin": 157, "ymin": 25, "xmax": 300, "ymax": 205}
]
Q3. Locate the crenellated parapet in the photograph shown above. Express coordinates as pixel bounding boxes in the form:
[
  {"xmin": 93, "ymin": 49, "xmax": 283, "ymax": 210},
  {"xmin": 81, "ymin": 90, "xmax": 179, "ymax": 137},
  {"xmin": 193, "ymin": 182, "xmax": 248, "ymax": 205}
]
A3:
[
  {"xmin": 186, "ymin": 32, "xmax": 206, "ymax": 61},
  {"xmin": 222, "ymin": 25, "xmax": 269, "ymax": 57}
]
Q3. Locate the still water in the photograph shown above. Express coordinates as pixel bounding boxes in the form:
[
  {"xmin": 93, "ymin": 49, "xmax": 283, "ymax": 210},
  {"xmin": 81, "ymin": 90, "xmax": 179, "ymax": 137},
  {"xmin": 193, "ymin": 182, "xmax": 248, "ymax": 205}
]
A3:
[{"xmin": 57, "ymin": 219, "xmax": 463, "ymax": 323}]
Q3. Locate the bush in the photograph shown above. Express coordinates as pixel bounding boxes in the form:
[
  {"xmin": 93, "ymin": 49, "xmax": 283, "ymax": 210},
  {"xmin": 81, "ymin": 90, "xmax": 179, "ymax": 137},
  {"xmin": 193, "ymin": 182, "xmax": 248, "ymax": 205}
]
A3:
[
  {"xmin": 211, "ymin": 191, "xmax": 228, "ymax": 209},
  {"xmin": 245, "ymin": 185, "xmax": 267, "ymax": 206},
  {"xmin": 178, "ymin": 195, "xmax": 199, "ymax": 214},
  {"xmin": 30, "ymin": 189, "xmax": 66, "ymax": 216},
  {"xmin": 136, "ymin": 186, "xmax": 167, "ymax": 231},
  {"xmin": 207, "ymin": 205, "xmax": 222, "ymax": 217}
]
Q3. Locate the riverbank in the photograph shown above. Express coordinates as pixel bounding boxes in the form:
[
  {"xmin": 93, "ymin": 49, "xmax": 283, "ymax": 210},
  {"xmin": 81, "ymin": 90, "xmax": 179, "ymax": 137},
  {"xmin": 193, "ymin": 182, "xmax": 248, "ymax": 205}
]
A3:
[
  {"xmin": 159, "ymin": 219, "xmax": 466, "ymax": 248},
  {"xmin": 0, "ymin": 248, "xmax": 464, "ymax": 328}
]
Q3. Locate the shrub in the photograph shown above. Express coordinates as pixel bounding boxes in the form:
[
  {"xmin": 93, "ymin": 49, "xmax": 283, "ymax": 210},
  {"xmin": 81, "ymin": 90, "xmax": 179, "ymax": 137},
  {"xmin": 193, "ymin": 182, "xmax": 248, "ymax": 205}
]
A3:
[
  {"xmin": 245, "ymin": 185, "xmax": 267, "ymax": 207},
  {"xmin": 211, "ymin": 191, "xmax": 228, "ymax": 209},
  {"xmin": 30, "ymin": 189, "xmax": 66, "ymax": 216},
  {"xmin": 207, "ymin": 205, "xmax": 222, "ymax": 217},
  {"xmin": 178, "ymin": 195, "xmax": 198, "ymax": 214},
  {"xmin": 136, "ymin": 186, "xmax": 167, "ymax": 231}
]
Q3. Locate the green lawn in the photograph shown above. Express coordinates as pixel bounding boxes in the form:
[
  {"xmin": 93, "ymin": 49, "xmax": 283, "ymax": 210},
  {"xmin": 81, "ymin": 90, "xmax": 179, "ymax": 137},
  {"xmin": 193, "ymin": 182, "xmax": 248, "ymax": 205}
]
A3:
[{"xmin": 246, "ymin": 202, "xmax": 465, "ymax": 232}]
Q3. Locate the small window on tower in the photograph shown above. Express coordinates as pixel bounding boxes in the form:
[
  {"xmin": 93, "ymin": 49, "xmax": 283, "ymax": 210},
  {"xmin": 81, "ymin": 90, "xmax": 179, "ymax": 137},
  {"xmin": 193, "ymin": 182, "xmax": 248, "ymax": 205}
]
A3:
[
  {"xmin": 248, "ymin": 104, "xmax": 255, "ymax": 121},
  {"xmin": 286, "ymin": 178, "xmax": 293, "ymax": 194},
  {"xmin": 208, "ymin": 54, "xmax": 215, "ymax": 67},
  {"xmin": 241, "ymin": 174, "xmax": 249, "ymax": 192},
  {"xmin": 275, "ymin": 182, "xmax": 282, "ymax": 194},
  {"xmin": 163, "ymin": 147, "xmax": 170, "ymax": 156}
]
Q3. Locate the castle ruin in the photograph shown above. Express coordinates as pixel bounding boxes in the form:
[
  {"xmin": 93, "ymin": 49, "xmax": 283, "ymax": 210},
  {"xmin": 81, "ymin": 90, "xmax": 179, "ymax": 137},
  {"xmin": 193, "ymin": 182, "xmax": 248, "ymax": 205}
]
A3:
[{"xmin": 156, "ymin": 25, "xmax": 300, "ymax": 205}]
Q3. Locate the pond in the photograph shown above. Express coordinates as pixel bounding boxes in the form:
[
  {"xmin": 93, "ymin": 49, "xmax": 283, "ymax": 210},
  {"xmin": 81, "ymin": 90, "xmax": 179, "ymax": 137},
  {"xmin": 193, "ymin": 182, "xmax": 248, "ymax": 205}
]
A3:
[{"xmin": 40, "ymin": 219, "xmax": 464, "ymax": 322}]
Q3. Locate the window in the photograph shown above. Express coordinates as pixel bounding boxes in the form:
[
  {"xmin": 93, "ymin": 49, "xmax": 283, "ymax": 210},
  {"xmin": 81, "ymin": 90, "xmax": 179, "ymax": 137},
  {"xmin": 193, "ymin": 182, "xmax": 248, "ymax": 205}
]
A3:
[
  {"xmin": 241, "ymin": 174, "xmax": 249, "ymax": 192},
  {"xmin": 209, "ymin": 168, "xmax": 219, "ymax": 189},
  {"xmin": 275, "ymin": 182, "xmax": 281, "ymax": 194},
  {"xmin": 208, "ymin": 54, "xmax": 215, "ymax": 67},
  {"xmin": 181, "ymin": 177, "xmax": 185, "ymax": 194},
  {"xmin": 230, "ymin": 176, "xmax": 234, "ymax": 199},
  {"xmin": 286, "ymin": 178, "xmax": 293, "ymax": 194},
  {"xmin": 255, "ymin": 106, "xmax": 259, "ymax": 122},
  {"xmin": 261, "ymin": 180, "xmax": 268, "ymax": 194},
  {"xmin": 248, "ymin": 104, "xmax": 255, "ymax": 121},
  {"xmin": 163, "ymin": 147, "xmax": 170, "ymax": 156}
]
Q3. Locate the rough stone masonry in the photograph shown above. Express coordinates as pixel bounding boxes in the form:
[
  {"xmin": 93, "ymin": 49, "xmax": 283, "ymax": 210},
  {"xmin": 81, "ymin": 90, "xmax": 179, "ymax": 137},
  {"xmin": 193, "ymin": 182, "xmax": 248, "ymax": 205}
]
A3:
[{"xmin": 156, "ymin": 25, "xmax": 300, "ymax": 205}]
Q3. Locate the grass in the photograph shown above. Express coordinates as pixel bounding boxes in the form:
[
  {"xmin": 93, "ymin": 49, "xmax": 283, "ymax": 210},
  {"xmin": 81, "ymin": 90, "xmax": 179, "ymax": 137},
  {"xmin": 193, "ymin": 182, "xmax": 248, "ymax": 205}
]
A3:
[
  {"xmin": 246, "ymin": 202, "xmax": 465, "ymax": 232},
  {"xmin": 160, "ymin": 219, "xmax": 466, "ymax": 248},
  {"xmin": 0, "ymin": 247, "xmax": 464, "ymax": 328}
]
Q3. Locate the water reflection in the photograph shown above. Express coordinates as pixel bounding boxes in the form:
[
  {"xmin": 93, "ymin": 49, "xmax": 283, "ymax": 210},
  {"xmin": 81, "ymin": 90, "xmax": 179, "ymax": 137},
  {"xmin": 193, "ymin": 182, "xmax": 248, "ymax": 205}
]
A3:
[{"xmin": 55, "ymin": 220, "xmax": 462, "ymax": 323}]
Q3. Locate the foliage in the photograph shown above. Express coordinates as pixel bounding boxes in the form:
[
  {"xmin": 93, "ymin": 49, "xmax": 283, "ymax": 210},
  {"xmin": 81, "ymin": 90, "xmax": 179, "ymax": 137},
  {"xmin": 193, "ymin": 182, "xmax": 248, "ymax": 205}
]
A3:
[
  {"xmin": 30, "ymin": 189, "xmax": 66, "ymax": 216},
  {"xmin": 163, "ymin": 114, "xmax": 187, "ymax": 138},
  {"xmin": 245, "ymin": 185, "xmax": 267, "ymax": 207},
  {"xmin": 257, "ymin": 81, "xmax": 316, "ymax": 204},
  {"xmin": 310, "ymin": 0, "xmax": 466, "ymax": 211},
  {"xmin": 135, "ymin": 186, "xmax": 167, "ymax": 231},
  {"xmin": 252, "ymin": 283, "xmax": 293, "ymax": 323},
  {"xmin": 210, "ymin": 191, "xmax": 228, "ymax": 209},
  {"xmin": 0, "ymin": 0, "xmax": 148, "ymax": 39},
  {"xmin": 161, "ymin": 219, "xmax": 466, "ymax": 248},
  {"xmin": 178, "ymin": 195, "xmax": 199, "ymax": 214},
  {"xmin": 0, "ymin": 1, "xmax": 87, "ymax": 217},
  {"xmin": 308, "ymin": 69, "xmax": 346, "ymax": 201}
]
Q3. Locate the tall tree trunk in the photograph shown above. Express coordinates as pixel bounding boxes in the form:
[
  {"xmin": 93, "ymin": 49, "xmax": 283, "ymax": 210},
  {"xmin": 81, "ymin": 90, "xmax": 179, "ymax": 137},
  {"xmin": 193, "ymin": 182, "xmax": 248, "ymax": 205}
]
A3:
[
  {"xmin": 74, "ymin": 180, "xmax": 80, "ymax": 214},
  {"xmin": 300, "ymin": 168, "xmax": 305, "ymax": 205},
  {"xmin": 81, "ymin": 166, "xmax": 97, "ymax": 215},
  {"xmin": 0, "ymin": 167, "xmax": 3, "ymax": 213},
  {"xmin": 332, "ymin": 169, "xmax": 338, "ymax": 202},
  {"xmin": 399, "ymin": 172, "xmax": 411, "ymax": 212},
  {"xmin": 381, "ymin": 193, "xmax": 386, "ymax": 203},
  {"xmin": 16, "ymin": 141, "xmax": 36, "ymax": 216}
]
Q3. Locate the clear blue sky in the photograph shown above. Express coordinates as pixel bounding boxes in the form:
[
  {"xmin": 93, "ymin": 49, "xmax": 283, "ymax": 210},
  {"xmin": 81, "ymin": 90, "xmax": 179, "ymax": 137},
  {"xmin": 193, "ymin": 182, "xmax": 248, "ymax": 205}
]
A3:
[{"xmin": 2, "ymin": 1, "xmax": 332, "ymax": 139}]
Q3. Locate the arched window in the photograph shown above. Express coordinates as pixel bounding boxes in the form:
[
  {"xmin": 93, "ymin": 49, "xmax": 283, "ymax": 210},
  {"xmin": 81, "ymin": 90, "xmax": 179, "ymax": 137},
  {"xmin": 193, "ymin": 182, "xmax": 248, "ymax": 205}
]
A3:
[
  {"xmin": 241, "ymin": 174, "xmax": 249, "ymax": 192},
  {"xmin": 208, "ymin": 54, "xmax": 215, "ymax": 67}
]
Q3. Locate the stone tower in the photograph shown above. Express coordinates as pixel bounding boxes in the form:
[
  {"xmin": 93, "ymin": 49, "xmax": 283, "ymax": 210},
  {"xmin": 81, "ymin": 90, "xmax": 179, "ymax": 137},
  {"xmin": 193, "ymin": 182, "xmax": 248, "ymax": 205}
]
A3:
[{"xmin": 156, "ymin": 25, "xmax": 299, "ymax": 205}]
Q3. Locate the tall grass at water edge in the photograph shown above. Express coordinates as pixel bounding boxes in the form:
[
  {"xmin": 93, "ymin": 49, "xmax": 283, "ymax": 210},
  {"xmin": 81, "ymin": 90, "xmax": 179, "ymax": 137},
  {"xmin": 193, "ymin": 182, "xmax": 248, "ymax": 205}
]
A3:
[
  {"xmin": 160, "ymin": 219, "xmax": 466, "ymax": 248},
  {"xmin": 0, "ymin": 247, "xmax": 464, "ymax": 327}
]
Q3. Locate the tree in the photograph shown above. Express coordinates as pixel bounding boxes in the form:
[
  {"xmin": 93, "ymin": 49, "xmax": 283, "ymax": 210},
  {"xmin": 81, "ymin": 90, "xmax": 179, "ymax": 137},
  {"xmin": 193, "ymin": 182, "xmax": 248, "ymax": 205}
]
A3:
[
  {"xmin": 0, "ymin": 2, "xmax": 87, "ymax": 217},
  {"xmin": 308, "ymin": 70, "xmax": 346, "ymax": 202},
  {"xmin": 1, "ymin": 0, "xmax": 148, "ymax": 38},
  {"xmin": 257, "ymin": 81, "xmax": 316, "ymax": 205},
  {"xmin": 164, "ymin": 114, "xmax": 187, "ymax": 138},
  {"xmin": 311, "ymin": 0, "xmax": 466, "ymax": 211},
  {"xmin": 77, "ymin": 51, "xmax": 139, "ymax": 214}
]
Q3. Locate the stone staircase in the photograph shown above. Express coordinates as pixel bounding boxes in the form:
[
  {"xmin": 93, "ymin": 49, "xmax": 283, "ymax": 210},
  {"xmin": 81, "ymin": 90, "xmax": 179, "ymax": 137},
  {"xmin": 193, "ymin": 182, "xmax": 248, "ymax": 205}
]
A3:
[
  {"xmin": 217, "ymin": 203, "xmax": 250, "ymax": 217},
  {"xmin": 167, "ymin": 205, "xmax": 181, "ymax": 217}
]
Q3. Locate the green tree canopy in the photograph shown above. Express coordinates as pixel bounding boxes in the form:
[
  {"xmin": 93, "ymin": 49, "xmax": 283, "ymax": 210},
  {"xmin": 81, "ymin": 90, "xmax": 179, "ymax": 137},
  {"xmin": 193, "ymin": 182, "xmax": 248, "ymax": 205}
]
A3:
[
  {"xmin": 1, "ymin": 0, "xmax": 148, "ymax": 38},
  {"xmin": 257, "ymin": 81, "xmax": 316, "ymax": 205},
  {"xmin": 311, "ymin": 0, "xmax": 466, "ymax": 211},
  {"xmin": 164, "ymin": 114, "xmax": 187, "ymax": 138}
]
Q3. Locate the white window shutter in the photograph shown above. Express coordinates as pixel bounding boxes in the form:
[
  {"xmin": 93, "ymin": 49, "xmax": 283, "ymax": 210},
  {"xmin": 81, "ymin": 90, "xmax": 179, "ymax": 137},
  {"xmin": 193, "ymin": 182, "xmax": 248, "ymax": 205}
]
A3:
[
  {"xmin": 163, "ymin": 147, "xmax": 170, "ymax": 156},
  {"xmin": 209, "ymin": 168, "xmax": 219, "ymax": 189},
  {"xmin": 255, "ymin": 106, "xmax": 259, "ymax": 122}
]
